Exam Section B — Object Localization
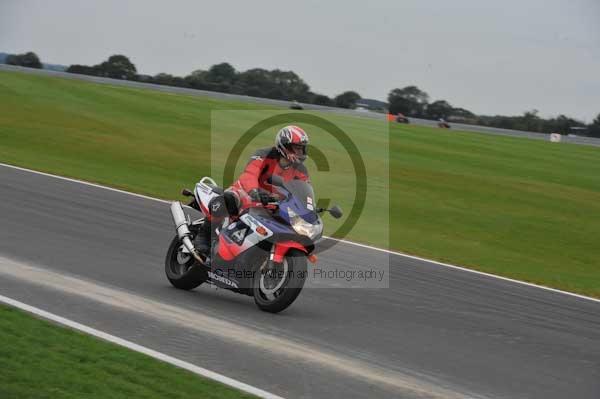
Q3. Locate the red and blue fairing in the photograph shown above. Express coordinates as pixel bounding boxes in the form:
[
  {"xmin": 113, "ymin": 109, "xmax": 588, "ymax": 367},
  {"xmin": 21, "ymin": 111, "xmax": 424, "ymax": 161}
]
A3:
[{"xmin": 216, "ymin": 179, "xmax": 322, "ymax": 266}]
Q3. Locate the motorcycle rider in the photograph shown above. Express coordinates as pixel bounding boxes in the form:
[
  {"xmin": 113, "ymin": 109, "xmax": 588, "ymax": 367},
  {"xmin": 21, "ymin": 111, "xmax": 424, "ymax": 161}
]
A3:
[{"xmin": 194, "ymin": 125, "xmax": 310, "ymax": 254}]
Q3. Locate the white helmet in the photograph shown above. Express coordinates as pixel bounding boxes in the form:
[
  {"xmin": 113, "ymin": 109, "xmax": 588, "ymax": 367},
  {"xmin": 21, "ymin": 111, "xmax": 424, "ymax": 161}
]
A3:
[{"xmin": 275, "ymin": 125, "xmax": 309, "ymax": 163}]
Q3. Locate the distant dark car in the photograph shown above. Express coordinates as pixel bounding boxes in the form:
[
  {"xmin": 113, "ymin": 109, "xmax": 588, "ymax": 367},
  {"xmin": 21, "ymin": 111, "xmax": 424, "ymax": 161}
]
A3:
[
  {"xmin": 437, "ymin": 119, "xmax": 451, "ymax": 129},
  {"xmin": 290, "ymin": 101, "xmax": 303, "ymax": 110},
  {"xmin": 395, "ymin": 114, "xmax": 410, "ymax": 124}
]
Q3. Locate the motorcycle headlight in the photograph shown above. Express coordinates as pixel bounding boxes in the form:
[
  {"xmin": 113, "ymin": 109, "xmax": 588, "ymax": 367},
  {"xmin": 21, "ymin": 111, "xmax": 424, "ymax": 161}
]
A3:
[{"xmin": 288, "ymin": 208, "xmax": 323, "ymax": 239}]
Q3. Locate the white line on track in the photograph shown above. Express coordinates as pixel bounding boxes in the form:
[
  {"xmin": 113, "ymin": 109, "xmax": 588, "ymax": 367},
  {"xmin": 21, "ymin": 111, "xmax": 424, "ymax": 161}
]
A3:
[
  {"xmin": 0, "ymin": 257, "xmax": 472, "ymax": 399},
  {"xmin": 1, "ymin": 161, "xmax": 599, "ymax": 304},
  {"xmin": 0, "ymin": 293, "xmax": 284, "ymax": 399}
]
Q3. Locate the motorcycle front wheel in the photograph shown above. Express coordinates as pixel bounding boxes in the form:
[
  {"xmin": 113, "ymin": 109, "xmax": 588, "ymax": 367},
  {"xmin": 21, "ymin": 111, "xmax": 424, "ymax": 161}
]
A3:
[
  {"xmin": 164, "ymin": 236, "xmax": 207, "ymax": 290},
  {"xmin": 253, "ymin": 249, "xmax": 307, "ymax": 313}
]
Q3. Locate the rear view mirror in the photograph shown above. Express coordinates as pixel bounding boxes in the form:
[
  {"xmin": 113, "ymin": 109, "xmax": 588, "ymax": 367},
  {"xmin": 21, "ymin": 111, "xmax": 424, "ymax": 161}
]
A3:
[{"xmin": 328, "ymin": 205, "xmax": 343, "ymax": 219}]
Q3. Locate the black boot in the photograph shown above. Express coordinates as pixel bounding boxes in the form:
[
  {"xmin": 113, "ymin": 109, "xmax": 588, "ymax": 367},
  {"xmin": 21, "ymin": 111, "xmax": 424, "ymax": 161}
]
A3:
[{"xmin": 193, "ymin": 221, "xmax": 211, "ymax": 255}]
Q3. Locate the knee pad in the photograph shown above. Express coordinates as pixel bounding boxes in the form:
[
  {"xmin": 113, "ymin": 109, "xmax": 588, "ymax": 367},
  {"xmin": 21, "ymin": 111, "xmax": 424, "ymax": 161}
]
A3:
[
  {"xmin": 223, "ymin": 191, "xmax": 240, "ymax": 216},
  {"xmin": 208, "ymin": 195, "xmax": 229, "ymax": 217},
  {"xmin": 208, "ymin": 192, "xmax": 239, "ymax": 217}
]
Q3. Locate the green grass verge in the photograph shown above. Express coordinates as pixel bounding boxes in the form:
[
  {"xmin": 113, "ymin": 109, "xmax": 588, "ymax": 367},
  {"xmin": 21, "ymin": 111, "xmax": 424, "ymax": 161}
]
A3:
[
  {"xmin": 1, "ymin": 70, "xmax": 599, "ymax": 297},
  {"xmin": 0, "ymin": 305, "xmax": 256, "ymax": 399}
]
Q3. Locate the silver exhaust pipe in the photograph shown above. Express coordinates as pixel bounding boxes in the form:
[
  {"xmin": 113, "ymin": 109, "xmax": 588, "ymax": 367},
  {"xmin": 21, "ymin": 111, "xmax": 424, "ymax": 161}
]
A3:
[{"xmin": 170, "ymin": 201, "xmax": 204, "ymax": 263}]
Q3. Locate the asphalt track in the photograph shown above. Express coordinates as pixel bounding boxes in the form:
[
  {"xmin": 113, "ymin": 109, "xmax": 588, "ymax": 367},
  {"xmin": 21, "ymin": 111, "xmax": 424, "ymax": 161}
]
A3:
[{"xmin": 1, "ymin": 164, "xmax": 599, "ymax": 398}]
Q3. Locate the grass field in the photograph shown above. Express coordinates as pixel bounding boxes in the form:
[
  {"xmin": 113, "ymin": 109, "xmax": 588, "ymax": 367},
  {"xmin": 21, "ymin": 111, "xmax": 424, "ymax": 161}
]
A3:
[
  {"xmin": 0, "ymin": 305, "xmax": 255, "ymax": 399},
  {"xmin": 1, "ymin": 70, "xmax": 600, "ymax": 297}
]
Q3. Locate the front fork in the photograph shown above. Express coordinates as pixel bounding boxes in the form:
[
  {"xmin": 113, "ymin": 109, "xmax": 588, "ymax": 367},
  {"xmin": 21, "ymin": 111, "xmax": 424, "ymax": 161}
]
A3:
[{"xmin": 261, "ymin": 241, "xmax": 317, "ymax": 272}]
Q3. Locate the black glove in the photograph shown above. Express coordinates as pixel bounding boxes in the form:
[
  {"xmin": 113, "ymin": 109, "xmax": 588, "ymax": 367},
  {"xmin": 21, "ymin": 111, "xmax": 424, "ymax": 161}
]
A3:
[{"xmin": 249, "ymin": 188, "xmax": 271, "ymax": 205}]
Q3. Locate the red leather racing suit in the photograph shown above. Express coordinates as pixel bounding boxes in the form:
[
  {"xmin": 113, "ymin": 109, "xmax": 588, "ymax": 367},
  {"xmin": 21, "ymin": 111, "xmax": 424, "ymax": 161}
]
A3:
[{"xmin": 229, "ymin": 147, "xmax": 309, "ymax": 212}]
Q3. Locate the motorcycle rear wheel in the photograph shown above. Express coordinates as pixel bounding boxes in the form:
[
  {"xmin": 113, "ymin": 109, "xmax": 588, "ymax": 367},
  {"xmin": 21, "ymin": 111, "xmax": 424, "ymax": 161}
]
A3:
[
  {"xmin": 253, "ymin": 249, "xmax": 307, "ymax": 313},
  {"xmin": 165, "ymin": 236, "xmax": 207, "ymax": 290}
]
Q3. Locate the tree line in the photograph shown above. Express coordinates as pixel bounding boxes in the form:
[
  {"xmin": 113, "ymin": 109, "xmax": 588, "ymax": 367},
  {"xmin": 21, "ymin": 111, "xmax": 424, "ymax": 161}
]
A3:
[
  {"xmin": 4, "ymin": 51, "xmax": 600, "ymax": 137},
  {"xmin": 66, "ymin": 55, "xmax": 359, "ymax": 109},
  {"xmin": 4, "ymin": 51, "xmax": 43, "ymax": 69},
  {"xmin": 386, "ymin": 86, "xmax": 597, "ymax": 136}
]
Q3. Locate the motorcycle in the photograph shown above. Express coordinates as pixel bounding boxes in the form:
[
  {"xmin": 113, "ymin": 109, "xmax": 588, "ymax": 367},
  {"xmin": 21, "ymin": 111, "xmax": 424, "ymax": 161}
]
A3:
[{"xmin": 165, "ymin": 175, "xmax": 343, "ymax": 313}]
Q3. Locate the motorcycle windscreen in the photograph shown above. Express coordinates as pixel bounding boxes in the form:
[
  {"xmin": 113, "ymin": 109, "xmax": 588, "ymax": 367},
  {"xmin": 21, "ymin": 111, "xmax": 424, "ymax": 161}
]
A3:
[{"xmin": 278, "ymin": 179, "xmax": 319, "ymax": 223}]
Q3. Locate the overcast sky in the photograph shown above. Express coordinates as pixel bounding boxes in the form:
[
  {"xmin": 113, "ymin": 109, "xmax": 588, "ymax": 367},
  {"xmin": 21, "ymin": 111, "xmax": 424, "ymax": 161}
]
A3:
[{"xmin": 1, "ymin": 0, "xmax": 598, "ymax": 121}]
